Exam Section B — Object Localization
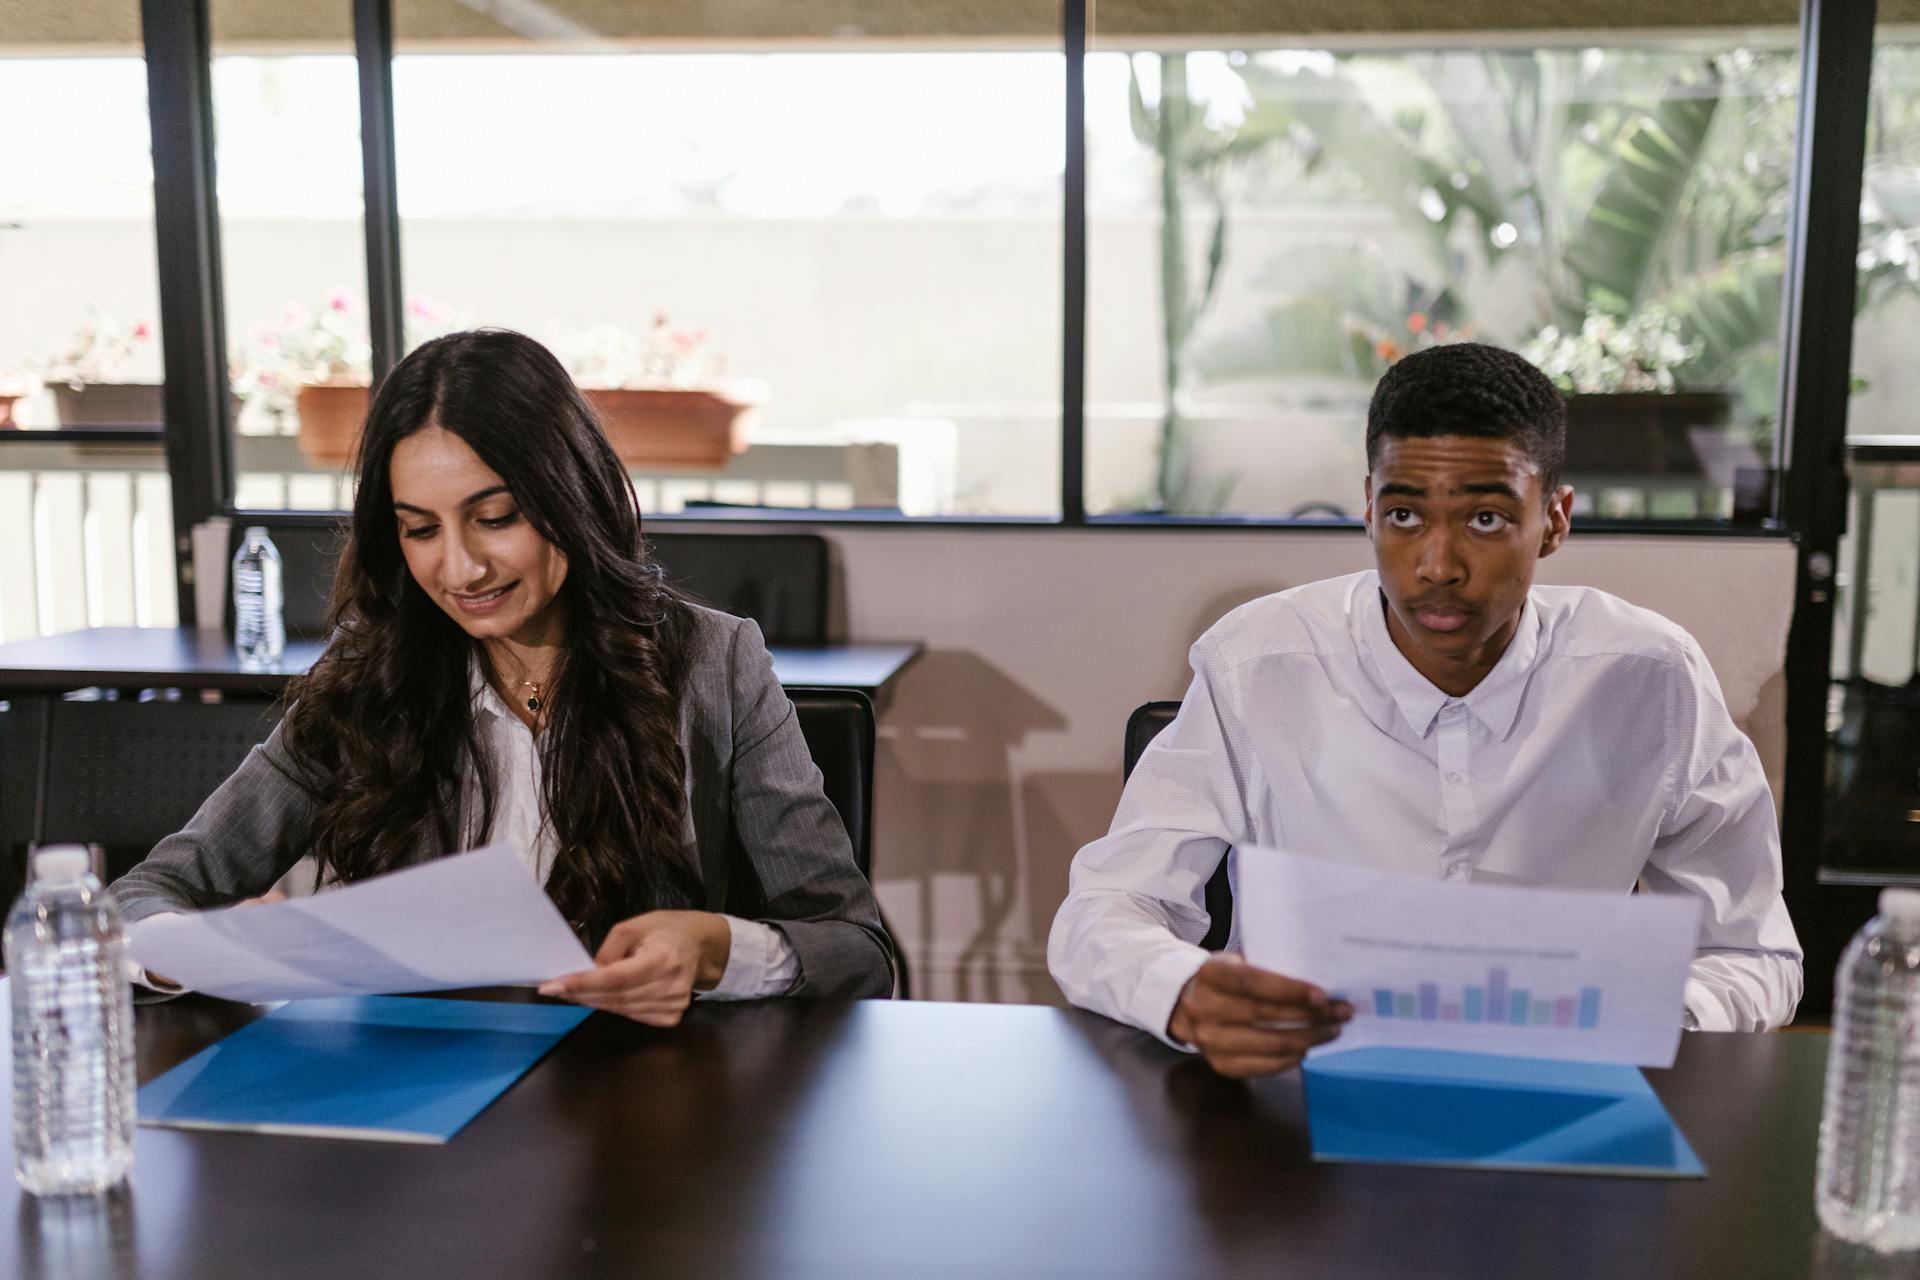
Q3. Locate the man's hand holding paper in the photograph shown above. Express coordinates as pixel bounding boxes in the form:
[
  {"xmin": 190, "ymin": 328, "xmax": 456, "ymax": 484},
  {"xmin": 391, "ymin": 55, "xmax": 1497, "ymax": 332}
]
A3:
[
  {"xmin": 1236, "ymin": 847, "xmax": 1702, "ymax": 1068},
  {"xmin": 1167, "ymin": 955, "xmax": 1354, "ymax": 1078}
]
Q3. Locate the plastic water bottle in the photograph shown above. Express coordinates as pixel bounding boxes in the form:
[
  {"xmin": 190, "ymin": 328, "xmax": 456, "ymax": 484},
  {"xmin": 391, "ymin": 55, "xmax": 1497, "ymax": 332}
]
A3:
[
  {"xmin": 1817, "ymin": 888, "xmax": 1920, "ymax": 1251},
  {"xmin": 232, "ymin": 525, "xmax": 285, "ymax": 666},
  {"xmin": 5, "ymin": 846, "xmax": 136, "ymax": 1196}
]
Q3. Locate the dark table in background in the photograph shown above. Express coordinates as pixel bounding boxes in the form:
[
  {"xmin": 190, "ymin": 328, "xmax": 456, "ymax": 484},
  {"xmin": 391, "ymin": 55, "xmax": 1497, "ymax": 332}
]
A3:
[
  {"xmin": 0, "ymin": 627, "xmax": 922, "ymax": 702},
  {"xmin": 0, "ymin": 998, "xmax": 1851, "ymax": 1280}
]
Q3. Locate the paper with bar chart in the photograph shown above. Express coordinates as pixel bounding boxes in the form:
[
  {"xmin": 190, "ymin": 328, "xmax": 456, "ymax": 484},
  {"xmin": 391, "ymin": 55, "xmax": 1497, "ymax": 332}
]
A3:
[{"xmin": 1236, "ymin": 848, "xmax": 1701, "ymax": 1067}]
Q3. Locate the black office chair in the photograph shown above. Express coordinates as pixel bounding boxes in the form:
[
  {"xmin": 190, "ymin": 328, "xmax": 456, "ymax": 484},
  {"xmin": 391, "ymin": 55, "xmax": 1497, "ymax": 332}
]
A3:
[
  {"xmin": 647, "ymin": 531, "xmax": 829, "ymax": 646},
  {"xmin": 0, "ymin": 695, "xmax": 284, "ymax": 907},
  {"xmin": 788, "ymin": 687, "xmax": 907, "ymax": 998},
  {"xmin": 1124, "ymin": 700, "xmax": 1234, "ymax": 952},
  {"xmin": 226, "ymin": 517, "xmax": 346, "ymax": 641}
]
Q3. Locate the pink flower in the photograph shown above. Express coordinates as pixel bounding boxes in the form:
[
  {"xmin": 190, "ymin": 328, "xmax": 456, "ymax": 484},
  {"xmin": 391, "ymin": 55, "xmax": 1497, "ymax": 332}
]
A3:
[
  {"xmin": 325, "ymin": 288, "xmax": 352, "ymax": 312},
  {"xmin": 132, "ymin": 322, "xmax": 152, "ymax": 340}
]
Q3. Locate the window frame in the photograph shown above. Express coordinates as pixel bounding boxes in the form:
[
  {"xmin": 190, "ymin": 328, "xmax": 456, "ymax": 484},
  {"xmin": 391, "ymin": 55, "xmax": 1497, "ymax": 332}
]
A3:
[{"xmin": 144, "ymin": 0, "xmax": 1864, "ymax": 558}]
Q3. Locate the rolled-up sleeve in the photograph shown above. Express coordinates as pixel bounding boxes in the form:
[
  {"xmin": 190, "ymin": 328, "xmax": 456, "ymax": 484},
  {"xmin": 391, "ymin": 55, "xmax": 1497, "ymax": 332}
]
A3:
[
  {"xmin": 1644, "ymin": 641, "xmax": 1804, "ymax": 1031},
  {"xmin": 700, "ymin": 914, "xmax": 801, "ymax": 1000},
  {"xmin": 1048, "ymin": 643, "xmax": 1253, "ymax": 1047}
]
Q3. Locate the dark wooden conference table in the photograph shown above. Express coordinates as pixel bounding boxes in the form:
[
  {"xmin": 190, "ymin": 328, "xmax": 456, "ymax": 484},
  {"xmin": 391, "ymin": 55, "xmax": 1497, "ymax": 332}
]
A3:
[
  {"xmin": 0, "ymin": 997, "xmax": 1851, "ymax": 1280},
  {"xmin": 0, "ymin": 627, "xmax": 923, "ymax": 701}
]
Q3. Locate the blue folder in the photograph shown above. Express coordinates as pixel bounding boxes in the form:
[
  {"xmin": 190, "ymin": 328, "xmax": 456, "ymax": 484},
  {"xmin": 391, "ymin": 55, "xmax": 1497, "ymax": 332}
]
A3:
[
  {"xmin": 1301, "ymin": 1047, "xmax": 1705, "ymax": 1178},
  {"xmin": 138, "ymin": 996, "xmax": 591, "ymax": 1144}
]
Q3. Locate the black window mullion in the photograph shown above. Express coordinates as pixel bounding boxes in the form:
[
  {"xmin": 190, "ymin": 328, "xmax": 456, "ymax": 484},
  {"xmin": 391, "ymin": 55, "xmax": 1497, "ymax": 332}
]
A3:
[
  {"xmin": 1061, "ymin": 0, "xmax": 1087, "ymax": 526},
  {"xmin": 355, "ymin": 0, "xmax": 405, "ymax": 386},
  {"xmin": 1776, "ymin": 0, "xmax": 1879, "ymax": 1017},
  {"xmin": 143, "ymin": 0, "xmax": 232, "ymax": 625}
]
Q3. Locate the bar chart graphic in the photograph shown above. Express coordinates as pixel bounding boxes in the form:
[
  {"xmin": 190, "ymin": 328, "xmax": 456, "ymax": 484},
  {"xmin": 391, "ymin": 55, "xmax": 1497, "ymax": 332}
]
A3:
[{"xmin": 1334, "ymin": 967, "xmax": 1603, "ymax": 1030}]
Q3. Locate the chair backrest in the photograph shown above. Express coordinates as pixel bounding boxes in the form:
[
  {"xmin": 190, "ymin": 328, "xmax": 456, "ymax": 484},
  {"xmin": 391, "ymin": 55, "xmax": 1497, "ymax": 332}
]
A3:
[
  {"xmin": 1123, "ymin": 700, "xmax": 1233, "ymax": 952},
  {"xmin": 788, "ymin": 688, "xmax": 875, "ymax": 880},
  {"xmin": 2, "ymin": 685, "xmax": 872, "ymax": 907},
  {"xmin": 1124, "ymin": 701, "xmax": 1181, "ymax": 779},
  {"xmin": 226, "ymin": 518, "xmax": 345, "ymax": 641},
  {"xmin": 0, "ymin": 695, "xmax": 284, "ymax": 907},
  {"xmin": 647, "ymin": 531, "xmax": 829, "ymax": 646}
]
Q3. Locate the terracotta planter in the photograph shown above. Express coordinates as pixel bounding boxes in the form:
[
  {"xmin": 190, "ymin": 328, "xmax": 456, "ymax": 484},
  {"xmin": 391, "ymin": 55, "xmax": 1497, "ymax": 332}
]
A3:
[
  {"xmin": 586, "ymin": 387, "xmax": 755, "ymax": 469},
  {"xmin": 295, "ymin": 382, "xmax": 371, "ymax": 466},
  {"xmin": 51, "ymin": 382, "xmax": 164, "ymax": 429},
  {"xmin": 292, "ymin": 382, "xmax": 758, "ymax": 469},
  {"xmin": 0, "ymin": 394, "xmax": 18, "ymax": 428}
]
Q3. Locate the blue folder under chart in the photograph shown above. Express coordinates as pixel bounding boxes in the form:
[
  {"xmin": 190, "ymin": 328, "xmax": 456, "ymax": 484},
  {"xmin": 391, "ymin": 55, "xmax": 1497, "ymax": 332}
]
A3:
[
  {"xmin": 1301, "ymin": 1047, "xmax": 1705, "ymax": 1178},
  {"xmin": 137, "ymin": 996, "xmax": 592, "ymax": 1144}
]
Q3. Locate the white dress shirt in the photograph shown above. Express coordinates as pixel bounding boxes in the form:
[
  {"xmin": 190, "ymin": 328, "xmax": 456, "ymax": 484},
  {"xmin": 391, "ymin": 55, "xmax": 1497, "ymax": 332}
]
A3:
[
  {"xmin": 1048, "ymin": 570, "xmax": 1802, "ymax": 1045},
  {"xmin": 468, "ymin": 663, "xmax": 799, "ymax": 1000}
]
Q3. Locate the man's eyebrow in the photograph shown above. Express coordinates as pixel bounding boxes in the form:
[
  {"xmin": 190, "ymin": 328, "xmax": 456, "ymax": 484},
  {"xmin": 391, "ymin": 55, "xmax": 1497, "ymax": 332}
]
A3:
[
  {"xmin": 392, "ymin": 485, "xmax": 511, "ymax": 515},
  {"xmin": 1375, "ymin": 480, "xmax": 1524, "ymax": 501}
]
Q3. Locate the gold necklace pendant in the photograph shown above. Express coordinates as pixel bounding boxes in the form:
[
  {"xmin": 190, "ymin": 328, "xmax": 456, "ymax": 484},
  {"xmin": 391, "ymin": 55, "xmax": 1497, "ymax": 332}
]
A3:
[{"xmin": 518, "ymin": 679, "xmax": 543, "ymax": 714}]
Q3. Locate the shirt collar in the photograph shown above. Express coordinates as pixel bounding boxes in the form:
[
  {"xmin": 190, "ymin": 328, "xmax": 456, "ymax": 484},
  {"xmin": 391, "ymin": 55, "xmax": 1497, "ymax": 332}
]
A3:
[
  {"xmin": 1353, "ymin": 570, "xmax": 1541, "ymax": 741},
  {"xmin": 469, "ymin": 654, "xmax": 515, "ymax": 722}
]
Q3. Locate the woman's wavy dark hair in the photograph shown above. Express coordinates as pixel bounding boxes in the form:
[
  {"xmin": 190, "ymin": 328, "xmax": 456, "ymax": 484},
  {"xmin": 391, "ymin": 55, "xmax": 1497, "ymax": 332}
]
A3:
[{"xmin": 279, "ymin": 328, "xmax": 702, "ymax": 945}]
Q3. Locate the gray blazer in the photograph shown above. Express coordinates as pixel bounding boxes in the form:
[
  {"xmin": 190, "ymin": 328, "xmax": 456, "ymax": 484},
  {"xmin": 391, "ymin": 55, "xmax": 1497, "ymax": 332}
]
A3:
[{"xmin": 111, "ymin": 605, "xmax": 894, "ymax": 999}]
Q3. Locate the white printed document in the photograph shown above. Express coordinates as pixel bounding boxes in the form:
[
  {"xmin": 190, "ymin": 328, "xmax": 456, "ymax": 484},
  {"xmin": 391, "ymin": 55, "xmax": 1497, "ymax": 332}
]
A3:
[
  {"xmin": 1236, "ymin": 848, "xmax": 1701, "ymax": 1067},
  {"xmin": 128, "ymin": 845, "xmax": 593, "ymax": 1004}
]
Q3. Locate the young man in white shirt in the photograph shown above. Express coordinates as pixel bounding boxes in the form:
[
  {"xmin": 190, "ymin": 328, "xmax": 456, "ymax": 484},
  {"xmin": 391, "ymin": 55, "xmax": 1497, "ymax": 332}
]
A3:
[{"xmin": 1048, "ymin": 342, "xmax": 1803, "ymax": 1078}]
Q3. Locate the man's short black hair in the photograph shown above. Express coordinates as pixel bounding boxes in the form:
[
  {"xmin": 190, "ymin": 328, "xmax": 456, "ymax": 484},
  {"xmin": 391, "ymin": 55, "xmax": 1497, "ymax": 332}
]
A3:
[{"xmin": 1365, "ymin": 342, "xmax": 1566, "ymax": 495}]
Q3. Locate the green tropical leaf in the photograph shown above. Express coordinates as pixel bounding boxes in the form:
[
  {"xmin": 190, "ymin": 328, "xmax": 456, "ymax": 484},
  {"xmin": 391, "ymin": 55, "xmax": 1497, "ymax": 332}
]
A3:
[
  {"xmin": 1127, "ymin": 58, "xmax": 1157, "ymax": 151},
  {"xmin": 1654, "ymin": 248, "xmax": 1784, "ymax": 388},
  {"xmin": 1235, "ymin": 60, "xmax": 1453, "ymax": 281},
  {"xmin": 1562, "ymin": 75, "xmax": 1721, "ymax": 319},
  {"xmin": 1190, "ymin": 197, "xmax": 1229, "ymax": 334}
]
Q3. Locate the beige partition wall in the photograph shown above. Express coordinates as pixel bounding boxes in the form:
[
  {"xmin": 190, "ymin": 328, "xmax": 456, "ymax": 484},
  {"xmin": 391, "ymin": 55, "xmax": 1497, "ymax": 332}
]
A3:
[{"xmin": 801, "ymin": 525, "xmax": 1796, "ymax": 1005}]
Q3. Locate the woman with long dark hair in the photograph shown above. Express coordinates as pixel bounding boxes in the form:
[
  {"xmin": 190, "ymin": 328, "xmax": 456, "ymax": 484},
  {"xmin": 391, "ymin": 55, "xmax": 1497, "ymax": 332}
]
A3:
[{"xmin": 114, "ymin": 329, "xmax": 893, "ymax": 1018}]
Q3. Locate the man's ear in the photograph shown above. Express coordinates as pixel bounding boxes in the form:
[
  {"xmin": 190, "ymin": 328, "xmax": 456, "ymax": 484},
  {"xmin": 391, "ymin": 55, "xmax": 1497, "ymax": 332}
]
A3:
[
  {"xmin": 1363, "ymin": 474, "xmax": 1375, "ymax": 537},
  {"xmin": 1538, "ymin": 484, "xmax": 1574, "ymax": 559}
]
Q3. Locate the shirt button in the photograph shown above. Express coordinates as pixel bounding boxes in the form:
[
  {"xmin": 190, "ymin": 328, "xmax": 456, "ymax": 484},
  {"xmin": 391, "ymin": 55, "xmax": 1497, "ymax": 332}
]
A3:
[
  {"xmin": 1446, "ymin": 771, "xmax": 1464, "ymax": 784},
  {"xmin": 1442, "ymin": 865, "xmax": 1464, "ymax": 880}
]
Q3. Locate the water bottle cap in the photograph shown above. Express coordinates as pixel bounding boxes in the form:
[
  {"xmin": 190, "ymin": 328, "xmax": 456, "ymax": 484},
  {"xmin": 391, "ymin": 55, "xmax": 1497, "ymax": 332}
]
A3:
[
  {"xmin": 244, "ymin": 525, "xmax": 270, "ymax": 542},
  {"xmin": 1879, "ymin": 889, "xmax": 1920, "ymax": 925},
  {"xmin": 31, "ymin": 844, "xmax": 91, "ymax": 883}
]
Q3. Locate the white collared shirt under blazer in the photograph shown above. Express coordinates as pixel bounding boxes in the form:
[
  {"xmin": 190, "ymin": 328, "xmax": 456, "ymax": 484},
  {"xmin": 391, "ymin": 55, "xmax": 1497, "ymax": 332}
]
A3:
[
  {"xmin": 468, "ymin": 660, "xmax": 798, "ymax": 999},
  {"xmin": 1048, "ymin": 570, "xmax": 1803, "ymax": 1044}
]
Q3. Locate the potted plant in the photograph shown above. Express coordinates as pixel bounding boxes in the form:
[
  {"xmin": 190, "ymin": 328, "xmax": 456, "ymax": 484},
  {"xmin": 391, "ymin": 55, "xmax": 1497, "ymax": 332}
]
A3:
[
  {"xmin": 235, "ymin": 291, "xmax": 472, "ymax": 464},
  {"xmin": 558, "ymin": 315, "xmax": 758, "ymax": 468},
  {"xmin": 34, "ymin": 314, "xmax": 162, "ymax": 428},
  {"xmin": 238, "ymin": 289, "xmax": 373, "ymax": 464},
  {"xmin": 0, "ymin": 370, "xmax": 34, "ymax": 429},
  {"xmin": 1523, "ymin": 308, "xmax": 1734, "ymax": 479}
]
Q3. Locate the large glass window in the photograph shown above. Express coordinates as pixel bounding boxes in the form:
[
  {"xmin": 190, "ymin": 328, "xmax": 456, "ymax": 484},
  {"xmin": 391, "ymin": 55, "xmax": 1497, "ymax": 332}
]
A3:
[
  {"xmin": 1825, "ymin": 31, "xmax": 1920, "ymax": 883},
  {"xmin": 210, "ymin": 1, "xmax": 369, "ymax": 512},
  {"xmin": 391, "ymin": 6, "xmax": 1063, "ymax": 517},
  {"xmin": 0, "ymin": 7, "xmax": 175, "ymax": 639},
  {"xmin": 1084, "ymin": 32, "xmax": 1801, "ymax": 523}
]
